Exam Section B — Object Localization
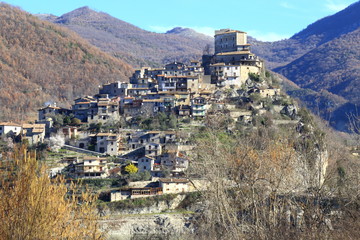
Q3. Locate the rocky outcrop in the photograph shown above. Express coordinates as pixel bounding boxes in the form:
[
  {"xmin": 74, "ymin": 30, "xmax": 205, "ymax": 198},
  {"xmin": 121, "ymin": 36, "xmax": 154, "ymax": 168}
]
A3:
[
  {"xmin": 107, "ymin": 194, "xmax": 186, "ymax": 215},
  {"xmin": 103, "ymin": 214, "xmax": 194, "ymax": 240},
  {"xmin": 281, "ymin": 104, "xmax": 298, "ymax": 119}
]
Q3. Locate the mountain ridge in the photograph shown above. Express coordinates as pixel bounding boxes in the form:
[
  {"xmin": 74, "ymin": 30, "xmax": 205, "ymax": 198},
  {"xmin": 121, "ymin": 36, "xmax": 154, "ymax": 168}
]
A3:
[
  {"xmin": 0, "ymin": 3, "xmax": 133, "ymax": 121},
  {"xmin": 43, "ymin": 7, "xmax": 213, "ymax": 67}
]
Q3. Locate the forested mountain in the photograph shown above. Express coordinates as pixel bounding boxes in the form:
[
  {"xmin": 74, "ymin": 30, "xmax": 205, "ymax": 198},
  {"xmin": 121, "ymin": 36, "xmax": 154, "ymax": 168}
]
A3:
[
  {"xmin": 250, "ymin": 1, "xmax": 360, "ymax": 69},
  {"xmin": 276, "ymin": 28, "xmax": 360, "ymax": 105},
  {"xmin": 40, "ymin": 7, "xmax": 213, "ymax": 67},
  {"xmin": 270, "ymin": 1, "xmax": 360, "ymax": 130},
  {"xmin": 0, "ymin": 4, "xmax": 133, "ymax": 121},
  {"xmin": 165, "ymin": 27, "xmax": 213, "ymax": 42}
]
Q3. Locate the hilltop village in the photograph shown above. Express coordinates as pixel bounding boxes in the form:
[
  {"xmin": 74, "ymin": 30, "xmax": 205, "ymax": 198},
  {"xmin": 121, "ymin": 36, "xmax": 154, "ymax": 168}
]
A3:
[{"xmin": 1, "ymin": 29, "xmax": 299, "ymax": 200}]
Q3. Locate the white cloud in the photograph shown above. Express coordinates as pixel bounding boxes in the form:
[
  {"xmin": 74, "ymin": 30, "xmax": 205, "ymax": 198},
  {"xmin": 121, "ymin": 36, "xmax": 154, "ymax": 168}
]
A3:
[
  {"xmin": 148, "ymin": 25, "xmax": 215, "ymax": 36},
  {"xmin": 280, "ymin": 1, "xmax": 295, "ymax": 9},
  {"xmin": 325, "ymin": 0, "xmax": 349, "ymax": 12},
  {"xmin": 190, "ymin": 26, "xmax": 216, "ymax": 37},
  {"xmin": 149, "ymin": 26, "xmax": 289, "ymax": 42},
  {"xmin": 247, "ymin": 30, "xmax": 290, "ymax": 42},
  {"xmin": 148, "ymin": 25, "xmax": 175, "ymax": 33}
]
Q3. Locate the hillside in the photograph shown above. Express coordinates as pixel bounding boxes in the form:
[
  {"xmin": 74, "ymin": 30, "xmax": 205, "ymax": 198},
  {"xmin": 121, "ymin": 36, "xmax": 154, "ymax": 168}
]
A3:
[
  {"xmin": 276, "ymin": 28, "xmax": 360, "ymax": 104},
  {"xmin": 165, "ymin": 27, "xmax": 213, "ymax": 42},
  {"xmin": 0, "ymin": 4, "xmax": 133, "ymax": 121},
  {"xmin": 272, "ymin": 2, "xmax": 360, "ymax": 131},
  {"xmin": 250, "ymin": 1, "xmax": 360, "ymax": 131},
  {"xmin": 43, "ymin": 7, "xmax": 213, "ymax": 67},
  {"xmin": 291, "ymin": 1, "xmax": 360, "ymax": 45},
  {"xmin": 250, "ymin": 1, "xmax": 360, "ymax": 69}
]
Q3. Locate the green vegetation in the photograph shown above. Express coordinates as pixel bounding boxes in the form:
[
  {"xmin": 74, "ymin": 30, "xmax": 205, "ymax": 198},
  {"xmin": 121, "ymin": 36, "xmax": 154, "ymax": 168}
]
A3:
[
  {"xmin": 177, "ymin": 191, "xmax": 202, "ymax": 210},
  {"xmin": 138, "ymin": 112, "xmax": 178, "ymax": 130},
  {"xmin": 106, "ymin": 194, "xmax": 178, "ymax": 211},
  {"xmin": 248, "ymin": 72, "xmax": 262, "ymax": 82}
]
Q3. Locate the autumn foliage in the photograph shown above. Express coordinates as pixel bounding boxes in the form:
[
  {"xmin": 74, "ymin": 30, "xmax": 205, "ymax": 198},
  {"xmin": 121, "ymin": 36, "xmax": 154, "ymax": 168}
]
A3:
[
  {"xmin": 0, "ymin": 3, "xmax": 133, "ymax": 122},
  {"xmin": 0, "ymin": 147, "xmax": 104, "ymax": 240}
]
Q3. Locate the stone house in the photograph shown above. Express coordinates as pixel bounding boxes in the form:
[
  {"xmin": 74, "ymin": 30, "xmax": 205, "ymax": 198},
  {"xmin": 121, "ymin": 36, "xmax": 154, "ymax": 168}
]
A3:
[
  {"xmin": 21, "ymin": 123, "xmax": 46, "ymax": 145},
  {"xmin": 127, "ymin": 88, "xmax": 152, "ymax": 97},
  {"xmin": 258, "ymin": 87, "xmax": 281, "ymax": 98},
  {"xmin": 38, "ymin": 104, "xmax": 71, "ymax": 121},
  {"xmin": 177, "ymin": 105, "xmax": 191, "ymax": 116},
  {"xmin": 159, "ymin": 178, "xmax": 189, "ymax": 194},
  {"xmin": 141, "ymin": 99, "xmax": 165, "ymax": 116},
  {"xmin": 202, "ymin": 29, "xmax": 263, "ymax": 87},
  {"xmin": 191, "ymin": 97, "xmax": 208, "ymax": 117},
  {"xmin": 99, "ymin": 81, "xmax": 129, "ymax": 97},
  {"xmin": 210, "ymin": 63, "xmax": 242, "ymax": 87},
  {"xmin": 111, "ymin": 187, "xmax": 163, "ymax": 201},
  {"xmin": 0, "ymin": 122, "xmax": 22, "ymax": 136},
  {"xmin": 128, "ymin": 131, "xmax": 161, "ymax": 149},
  {"xmin": 60, "ymin": 126, "xmax": 78, "ymax": 141},
  {"xmin": 87, "ymin": 98, "xmax": 120, "ymax": 123},
  {"xmin": 74, "ymin": 156, "xmax": 108, "ymax": 178},
  {"xmin": 72, "ymin": 95, "xmax": 120, "ymax": 123},
  {"xmin": 138, "ymin": 155, "xmax": 156, "ymax": 172},
  {"xmin": 94, "ymin": 133, "xmax": 120, "ymax": 156},
  {"xmin": 121, "ymin": 99, "xmax": 142, "ymax": 117},
  {"xmin": 73, "ymin": 101, "xmax": 93, "ymax": 122},
  {"xmin": 175, "ymin": 76, "xmax": 199, "ymax": 93},
  {"xmin": 145, "ymin": 142, "xmax": 162, "ymax": 156},
  {"xmin": 160, "ymin": 152, "xmax": 189, "ymax": 173}
]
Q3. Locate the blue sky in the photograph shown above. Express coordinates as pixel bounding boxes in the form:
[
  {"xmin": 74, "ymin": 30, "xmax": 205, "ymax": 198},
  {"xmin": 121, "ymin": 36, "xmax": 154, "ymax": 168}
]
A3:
[{"xmin": 3, "ymin": 0, "xmax": 358, "ymax": 41}]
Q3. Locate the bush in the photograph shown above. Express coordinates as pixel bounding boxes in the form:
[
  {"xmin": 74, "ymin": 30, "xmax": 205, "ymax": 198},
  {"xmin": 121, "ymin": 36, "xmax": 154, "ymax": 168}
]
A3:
[
  {"xmin": 0, "ymin": 146, "xmax": 103, "ymax": 239},
  {"xmin": 79, "ymin": 178, "xmax": 114, "ymax": 188},
  {"xmin": 249, "ymin": 72, "xmax": 262, "ymax": 82},
  {"xmin": 108, "ymin": 194, "xmax": 177, "ymax": 210},
  {"xmin": 249, "ymin": 93, "xmax": 261, "ymax": 102},
  {"xmin": 128, "ymin": 171, "xmax": 151, "ymax": 181},
  {"xmin": 177, "ymin": 191, "xmax": 202, "ymax": 210},
  {"xmin": 125, "ymin": 163, "xmax": 138, "ymax": 174}
]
